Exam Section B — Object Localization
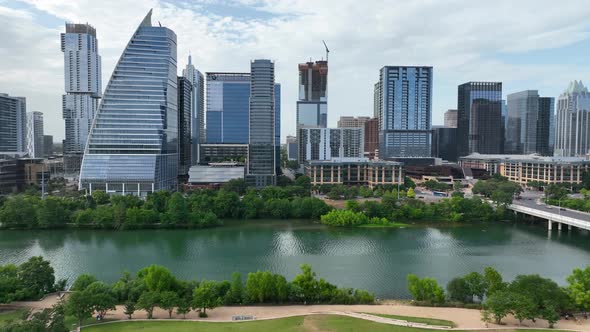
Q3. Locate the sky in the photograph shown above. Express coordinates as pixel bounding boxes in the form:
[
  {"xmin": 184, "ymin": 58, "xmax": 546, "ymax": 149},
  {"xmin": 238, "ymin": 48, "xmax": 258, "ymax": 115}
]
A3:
[{"xmin": 1, "ymin": 0, "xmax": 590, "ymax": 143}]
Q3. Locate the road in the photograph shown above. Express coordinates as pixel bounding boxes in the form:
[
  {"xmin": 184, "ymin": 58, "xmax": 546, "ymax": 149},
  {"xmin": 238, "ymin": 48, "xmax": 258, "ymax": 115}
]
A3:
[{"xmin": 512, "ymin": 198, "xmax": 590, "ymax": 224}]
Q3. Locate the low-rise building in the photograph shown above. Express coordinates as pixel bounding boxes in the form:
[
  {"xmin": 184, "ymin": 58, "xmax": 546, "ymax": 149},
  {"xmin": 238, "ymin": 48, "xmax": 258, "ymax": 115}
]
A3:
[
  {"xmin": 459, "ymin": 153, "xmax": 590, "ymax": 185},
  {"xmin": 304, "ymin": 158, "xmax": 403, "ymax": 188},
  {"xmin": 186, "ymin": 162, "xmax": 245, "ymax": 189},
  {"xmin": 0, "ymin": 158, "xmax": 49, "ymax": 194}
]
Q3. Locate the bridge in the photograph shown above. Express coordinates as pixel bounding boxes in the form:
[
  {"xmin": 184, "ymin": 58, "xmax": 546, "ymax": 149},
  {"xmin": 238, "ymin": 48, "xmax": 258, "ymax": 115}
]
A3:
[{"xmin": 509, "ymin": 199, "xmax": 590, "ymax": 231}]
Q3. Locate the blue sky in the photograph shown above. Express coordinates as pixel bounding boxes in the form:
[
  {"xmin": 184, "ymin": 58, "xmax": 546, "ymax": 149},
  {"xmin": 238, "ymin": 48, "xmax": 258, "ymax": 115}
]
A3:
[{"xmin": 1, "ymin": 0, "xmax": 590, "ymax": 141}]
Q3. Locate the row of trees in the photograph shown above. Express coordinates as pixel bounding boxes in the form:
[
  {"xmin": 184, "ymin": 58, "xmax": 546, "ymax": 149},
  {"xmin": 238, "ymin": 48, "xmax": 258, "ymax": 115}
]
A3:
[
  {"xmin": 320, "ymin": 209, "xmax": 389, "ymax": 227},
  {"xmin": 472, "ymin": 174, "xmax": 523, "ymax": 206},
  {"xmin": 315, "ymin": 177, "xmax": 416, "ymax": 200},
  {"xmin": 407, "ymin": 266, "xmax": 590, "ymax": 328},
  {"xmin": 64, "ymin": 263, "xmax": 374, "ymax": 325},
  {"xmin": 0, "ymin": 256, "xmax": 65, "ymax": 303},
  {"xmin": 0, "ymin": 177, "xmax": 331, "ymax": 229}
]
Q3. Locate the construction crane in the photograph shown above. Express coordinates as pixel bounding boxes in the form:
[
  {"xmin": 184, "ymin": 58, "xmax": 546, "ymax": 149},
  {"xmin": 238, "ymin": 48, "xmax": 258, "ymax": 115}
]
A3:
[{"xmin": 322, "ymin": 40, "xmax": 330, "ymax": 62}]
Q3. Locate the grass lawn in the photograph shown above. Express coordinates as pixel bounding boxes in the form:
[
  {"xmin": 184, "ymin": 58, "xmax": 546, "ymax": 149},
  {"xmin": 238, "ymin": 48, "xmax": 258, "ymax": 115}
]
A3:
[
  {"xmin": 362, "ymin": 312, "xmax": 455, "ymax": 327},
  {"xmin": 0, "ymin": 308, "xmax": 29, "ymax": 326}
]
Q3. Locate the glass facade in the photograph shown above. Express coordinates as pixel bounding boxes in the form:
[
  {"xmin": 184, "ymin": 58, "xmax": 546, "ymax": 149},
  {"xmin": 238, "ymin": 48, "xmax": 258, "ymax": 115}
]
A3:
[
  {"xmin": 178, "ymin": 76, "xmax": 192, "ymax": 176},
  {"xmin": 505, "ymin": 90, "xmax": 553, "ymax": 156},
  {"xmin": 79, "ymin": 10, "xmax": 178, "ymax": 195},
  {"xmin": 377, "ymin": 66, "xmax": 433, "ymax": 158},
  {"xmin": 555, "ymin": 81, "xmax": 590, "ymax": 157},
  {"xmin": 457, "ymin": 82, "xmax": 503, "ymax": 156},
  {"xmin": 0, "ymin": 94, "xmax": 26, "ymax": 154},
  {"xmin": 26, "ymin": 111, "xmax": 44, "ymax": 158},
  {"xmin": 296, "ymin": 60, "xmax": 328, "ymax": 128},
  {"xmin": 182, "ymin": 56, "xmax": 204, "ymax": 165}
]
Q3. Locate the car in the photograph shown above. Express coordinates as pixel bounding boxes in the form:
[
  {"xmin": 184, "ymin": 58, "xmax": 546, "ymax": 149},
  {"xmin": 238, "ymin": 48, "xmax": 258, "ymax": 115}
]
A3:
[{"xmin": 560, "ymin": 208, "xmax": 566, "ymax": 211}]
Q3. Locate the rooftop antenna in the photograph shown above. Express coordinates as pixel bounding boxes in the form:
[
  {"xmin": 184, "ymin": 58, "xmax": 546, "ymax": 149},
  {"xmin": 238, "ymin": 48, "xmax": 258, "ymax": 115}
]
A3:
[
  {"xmin": 158, "ymin": 21, "xmax": 162, "ymax": 27},
  {"xmin": 322, "ymin": 40, "xmax": 330, "ymax": 62}
]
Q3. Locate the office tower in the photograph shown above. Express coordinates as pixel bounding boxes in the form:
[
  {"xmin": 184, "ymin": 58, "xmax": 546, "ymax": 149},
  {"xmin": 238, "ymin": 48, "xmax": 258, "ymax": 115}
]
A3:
[
  {"xmin": 555, "ymin": 81, "xmax": 590, "ymax": 157},
  {"xmin": 178, "ymin": 76, "xmax": 192, "ymax": 177},
  {"xmin": 505, "ymin": 90, "xmax": 553, "ymax": 155},
  {"xmin": 538, "ymin": 97, "xmax": 554, "ymax": 156},
  {"xmin": 182, "ymin": 55, "xmax": 204, "ymax": 165},
  {"xmin": 337, "ymin": 116, "xmax": 371, "ymax": 128},
  {"xmin": 274, "ymin": 84, "xmax": 281, "ymax": 175},
  {"xmin": 246, "ymin": 59, "xmax": 276, "ymax": 187},
  {"xmin": 373, "ymin": 81, "xmax": 381, "ymax": 120},
  {"xmin": 377, "ymin": 66, "xmax": 433, "ymax": 158},
  {"xmin": 43, "ymin": 135, "xmax": 53, "ymax": 157},
  {"xmin": 61, "ymin": 23, "xmax": 102, "ymax": 172},
  {"xmin": 432, "ymin": 126, "xmax": 458, "ymax": 161},
  {"xmin": 0, "ymin": 94, "xmax": 26, "ymax": 154},
  {"xmin": 286, "ymin": 135, "xmax": 298, "ymax": 160},
  {"xmin": 457, "ymin": 82, "xmax": 503, "ymax": 156},
  {"xmin": 298, "ymin": 128, "xmax": 364, "ymax": 162},
  {"xmin": 80, "ymin": 10, "xmax": 178, "ymax": 195},
  {"xmin": 296, "ymin": 60, "xmax": 328, "ymax": 128},
  {"xmin": 26, "ymin": 111, "xmax": 44, "ymax": 158},
  {"xmin": 444, "ymin": 109, "xmax": 458, "ymax": 128},
  {"xmin": 364, "ymin": 118, "xmax": 379, "ymax": 159},
  {"xmin": 547, "ymin": 97, "xmax": 556, "ymax": 154},
  {"xmin": 501, "ymin": 99, "xmax": 508, "ymax": 153}
]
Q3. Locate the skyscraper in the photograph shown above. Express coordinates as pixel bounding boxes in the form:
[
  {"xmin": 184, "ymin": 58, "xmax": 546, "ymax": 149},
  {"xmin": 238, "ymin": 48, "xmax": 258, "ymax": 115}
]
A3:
[
  {"xmin": 26, "ymin": 111, "xmax": 44, "ymax": 158},
  {"xmin": 61, "ymin": 23, "xmax": 101, "ymax": 172},
  {"xmin": 298, "ymin": 127, "xmax": 364, "ymax": 162},
  {"xmin": 457, "ymin": 82, "xmax": 503, "ymax": 156},
  {"xmin": 377, "ymin": 66, "xmax": 433, "ymax": 158},
  {"xmin": 43, "ymin": 135, "xmax": 53, "ymax": 158},
  {"xmin": 296, "ymin": 60, "xmax": 328, "ymax": 128},
  {"xmin": 432, "ymin": 126, "xmax": 458, "ymax": 161},
  {"xmin": 0, "ymin": 93, "xmax": 26, "ymax": 154},
  {"xmin": 505, "ymin": 90, "xmax": 553, "ymax": 155},
  {"xmin": 80, "ymin": 10, "xmax": 178, "ymax": 195},
  {"xmin": 364, "ymin": 118, "xmax": 379, "ymax": 159},
  {"xmin": 182, "ymin": 55, "xmax": 204, "ymax": 165},
  {"xmin": 554, "ymin": 81, "xmax": 590, "ymax": 157},
  {"xmin": 177, "ymin": 76, "xmax": 192, "ymax": 177},
  {"xmin": 246, "ymin": 59, "xmax": 276, "ymax": 187},
  {"xmin": 444, "ymin": 109, "xmax": 458, "ymax": 128}
]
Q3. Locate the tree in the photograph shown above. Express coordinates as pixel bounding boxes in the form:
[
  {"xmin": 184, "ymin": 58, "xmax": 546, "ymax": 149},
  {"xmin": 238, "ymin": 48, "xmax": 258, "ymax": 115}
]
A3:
[
  {"xmin": 71, "ymin": 274, "xmax": 98, "ymax": 291},
  {"xmin": 447, "ymin": 277, "xmax": 471, "ymax": 302},
  {"xmin": 137, "ymin": 291, "xmax": 160, "ymax": 319},
  {"xmin": 18, "ymin": 256, "xmax": 55, "ymax": 299},
  {"xmin": 222, "ymin": 178, "xmax": 249, "ymax": 195},
  {"xmin": 292, "ymin": 264, "xmax": 319, "ymax": 304},
  {"xmin": 483, "ymin": 267, "xmax": 505, "ymax": 297},
  {"xmin": 193, "ymin": 279, "xmax": 221, "ymax": 317},
  {"xmin": 160, "ymin": 291, "xmax": 179, "ymax": 318},
  {"xmin": 0, "ymin": 195, "xmax": 38, "ymax": 227},
  {"xmin": 512, "ymin": 293, "xmax": 536, "ymax": 325},
  {"xmin": 124, "ymin": 301, "xmax": 135, "ymax": 319},
  {"xmin": 227, "ymin": 272, "xmax": 244, "ymax": 304},
  {"xmin": 176, "ymin": 298, "xmax": 191, "ymax": 319},
  {"xmin": 509, "ymin": 274, "xmax": 570, "ymax": 315},
  {"xmin": 138, "ymin": 265, "xmax": 176, "ymax": 293},
  {"xmin": 463, "ymin": 272, "xmax": 486, "ymax": 302},
  {"xmin": 407, "ymin": 274, "xmax": 445, "ymax": 304},
  {"xmin": 91, "ymin": 190, "xmax": 110, "ymax": 205},
  {"xmin": 37, "ymin": 197, "xmax": 68, "ymax": 227},
  {"xmin": 66, "ymin": 291, "xmax": 93, "ymax": 327},
  {"xmin": 164, "ymin": 192, "xmax": 189, "ymax": 225},
  {"xmin": 484, "ymin": 290, "xmax": 513, "ymax": 324},
  {"xmin": 0, "ymin": 264, "xmax": 21, "ymax": 303},
  {"xmin": 566, "ymin": 266, "xmax": 590, "ymax": 311},
  {"xmin": 541, "ymin": 302, "xmax": 560, "ymax": 328},
  {"xmin": 406, "ymin": 187, "xmax": 416, "ymax": 199},
  {"xmin": 84, "ymin": 281, "xmax": 116, "ymax": 318}
]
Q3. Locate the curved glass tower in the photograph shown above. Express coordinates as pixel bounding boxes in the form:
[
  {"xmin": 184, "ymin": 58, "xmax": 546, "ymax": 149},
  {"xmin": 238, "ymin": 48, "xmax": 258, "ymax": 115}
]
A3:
[{"xmin": 79, "ymin": 10, "xmax": 178, "ymax": 195}]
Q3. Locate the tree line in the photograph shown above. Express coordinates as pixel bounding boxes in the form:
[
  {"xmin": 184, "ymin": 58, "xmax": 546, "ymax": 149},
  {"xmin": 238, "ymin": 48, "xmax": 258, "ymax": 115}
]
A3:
[{"xmin": 406, "ymin": 266, "xmax": 590, "ymax": 328}]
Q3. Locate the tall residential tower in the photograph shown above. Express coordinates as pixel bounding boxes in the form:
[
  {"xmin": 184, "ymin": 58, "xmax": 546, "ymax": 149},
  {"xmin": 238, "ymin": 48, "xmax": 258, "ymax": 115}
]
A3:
[
  {"xmin": 0, "ymin": 94, "xmax": 26, "ymax": 155},
  {"xmin": 26, "ymin": 111, "xmax": 44, "ymax": 158}
]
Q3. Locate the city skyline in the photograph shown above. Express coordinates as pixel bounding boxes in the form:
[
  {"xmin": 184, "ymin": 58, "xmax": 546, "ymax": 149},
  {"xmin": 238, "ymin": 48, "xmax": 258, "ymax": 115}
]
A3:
[{"xmin": 2, "ymin": 1, "xmax": 590, "ymax": 143}]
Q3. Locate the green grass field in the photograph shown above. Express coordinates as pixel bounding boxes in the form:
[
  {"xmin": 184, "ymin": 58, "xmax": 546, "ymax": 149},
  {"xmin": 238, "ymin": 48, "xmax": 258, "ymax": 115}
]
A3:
[
  {"xmin": 362, "ymin": 312, "xmax": 455, "ymax": 327},
  {"xmin": 0, "ymin": 309, "xmax": 29, "ymax": 327}
]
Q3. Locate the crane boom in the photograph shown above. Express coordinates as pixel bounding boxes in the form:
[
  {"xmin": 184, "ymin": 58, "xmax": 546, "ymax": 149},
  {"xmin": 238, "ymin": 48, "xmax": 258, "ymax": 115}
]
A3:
[{"xmin": 322, "ymin": 40, "xmax": 330, "ymax": 62}]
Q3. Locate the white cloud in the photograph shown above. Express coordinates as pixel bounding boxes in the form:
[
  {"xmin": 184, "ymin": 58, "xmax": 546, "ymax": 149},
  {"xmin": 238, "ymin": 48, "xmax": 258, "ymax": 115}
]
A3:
[{"xmin": 3, "ymin": 0, "xmax": 590, "ymax": 141}]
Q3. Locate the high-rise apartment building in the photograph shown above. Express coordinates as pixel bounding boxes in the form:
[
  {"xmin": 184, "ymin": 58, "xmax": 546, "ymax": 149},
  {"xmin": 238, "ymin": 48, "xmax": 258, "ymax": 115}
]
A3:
[
  {"xmin": 80, "ymin": 10, "xmax": 178, "ymax": 195},
  {"xmin": 444, "ymin": 109, "xmax": 458, "ymax": 128},
  {"xmin": 26, "ymin": 111, "xmax": 44, "ymax": 158},
  {"xmin": 374, "ymin": 81, "xmax": 381, "ymax": 121},
  {"xmin": 0, "ymin": 94, "xmax": 26, "ymax": 154},
  {"xmin": 286, "ymin": 135, "xmax": 298, "ymax": 161},
  {"xmin": 364, "ymin": 118, "xmax": 379, "ymax": 159},
  {"xmin": 182, "ymin": 55, "xmax": 204, "ymax": 165},
  {"xmin": 296, "ymin": 60, "xmax": 328, "ymax": 128},
  {"xmin": 505, "ymin": 90, "xmax": 553, "ymax": 155},
  {"xmin": 298, "ymin": 127, "xmax": 364, "ymax": 162},
  {"xmin": 554, "ymin": 81, "xmax": 590, "ymax": 157},
  {"xmin": 61, "ymin": 23, "xmax": 102, "ymax": 172},
  {"xmin": 178, "ymin": 76, "xmax": 192, "ymax": 177},
  {"xmin": 377, "ymin": 66, "xmax": 433, "ymax": 158},
  {"xmin": 457, "ymin": 82, "xmax": 503, "ymax": 156},
  {"xmin": 246, "ymin": 59, "xmax": 276, "ymax": 187},
  {"xmin": 337, "ymin": 116, "xmax": 371, "ymax": 128}
]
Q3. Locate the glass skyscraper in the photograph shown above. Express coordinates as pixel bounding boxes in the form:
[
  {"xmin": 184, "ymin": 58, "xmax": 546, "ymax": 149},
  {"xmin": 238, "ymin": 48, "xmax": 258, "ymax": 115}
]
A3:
[
  {"xmin": 505, "ymin": 90, "xmax": 553, "ymax": 155},
  {"xmin": 246, "ymin": 59, "xmax": 276, "ymax": 187},
  {"xmin": 296, "ymin": 60, "xmax": 328, "ymax": 128},
  {"xmin": 0, "ymin": 93, "xmax": 26, "ymax": 155},
  {"xmin": 61, "ymin": 23, "xmax": 102, "ymax": 172},
  {"xmin": 177, "ymin": 76, "xmax": 192, "ymax": 176},
  {"xmin": 182, "ymin": 55, "xmax": 204, "ymax": 165},
  {"xmin": 377, "ymin": 66, "xmax": 433, "ymax": 158},
  {"xmin": 79, "ymin": 10, "xmax": 178, "ymax": 195},
  {"xmin": 554, "ymin": 81, "xmax": 590, "ymax": 157},
  {"xmin": 457, "ymin": 82, "xmax": 503, "ymax": 156},
  {"xmin": 26, "ymin": 111, "xmax": 44, "ymax": 158}
]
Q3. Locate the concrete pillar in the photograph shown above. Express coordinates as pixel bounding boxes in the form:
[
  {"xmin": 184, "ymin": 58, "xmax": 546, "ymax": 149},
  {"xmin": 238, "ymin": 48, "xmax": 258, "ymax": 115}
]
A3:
[
  {"xmin": 122, "ymin": 183, "xmax": 125, "ymax": 195},
  {"xmin": 548, "ymin": 220, "xmax": 552, "ymax": 231},
  {"xmin": 558, "ymin": 222, "xmax": 562, "ymax": 231},
  {"xmin": 568, "ymin": 224, "xmax": 573, "ymax": 231}
]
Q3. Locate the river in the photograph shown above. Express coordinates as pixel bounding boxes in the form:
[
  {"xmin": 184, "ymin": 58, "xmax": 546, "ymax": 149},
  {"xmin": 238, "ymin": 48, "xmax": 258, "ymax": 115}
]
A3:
[{"xmin": 0, "ymin": 220, "xmax": 588, "ymax": 299}]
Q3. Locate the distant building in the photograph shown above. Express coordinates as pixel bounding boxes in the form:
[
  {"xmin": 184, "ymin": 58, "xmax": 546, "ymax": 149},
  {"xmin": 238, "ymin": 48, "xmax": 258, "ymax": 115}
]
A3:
[
  {"xmin": 305, "ymin": 158, "xmax": 403, "ymax": 188},
  {"xmin": 61, "ymin": 23, "xmax": 102, "ymax": 173},
  {"xmin": 554, "ymin": 81, "xmax": 590, "ymax": 157},
  {"xmin": 337, "ymin": 116, "xmax": 370, "ymax": 128},
  {"xmin": 177, "ymin": 76, "xmax": 193, "ymax": 177},
  {"xmin": 0, "ymin": 157, "xmax": 49, "ymax": 194},
  {"xmin": 457, "ymin": 82, "xmax": 503, "ymax": 156},
  {"xmin": 26, "ymin": 111, "xmax": 44, "ymax": 158},
  {"xmin": 373, "ymin": 81, "xmax": 381, "ymax": 120},
  {"xmin": 80, "ymin": 10, "xmax": 178, "ymax": 195},
  {"xmin": 43, "ymin": 135, "xmax": 53, "ymax": 157},
  {"xmin": 187, "ymin": 162, "xmax": 245, "ymax": 189},
  {"xmin": 0, "ymin": 93, "xmax": 26, "ymax": 154},
  {"xmin": 364, "ymin": 118, "xmax": 379, "ymax": 159},
  {"xmin": 298, "ymin": 127, "xmax": 364, "ymax": 162},
  {"xmin": 246, "ymin": 59, "xmax": 276, "ymax": 187},
  {"xmin": 199, "ymin": 144, "xmax": 248, "ymax": 164},
  {"xmin": 296, "ymin": 60, "xmax": 328, "ymax": 128},
  {"xmin": 459, "ymin": 153, "xmax": 590, "ymax": 185},
  {"xmin": 377, "ymin": 66, "xmax": 433, "ymax": 158},
  {"xmin": 432, "ymin": 126, "xmax": 457, "ymax": 162},
  {"xmin": 182, "ymin": 55, "xmax": 204, "ymax": 165},
  {"xmin": 505, "ymin": 90, "xmax": 553, "ymax": 155},
  {"xmin": 286, "ymin": 135, "xmax": 298, "ymax": 160},
  {"xmin": 444, "ymin": 109, "xmax": 458, "ymax": 128}
]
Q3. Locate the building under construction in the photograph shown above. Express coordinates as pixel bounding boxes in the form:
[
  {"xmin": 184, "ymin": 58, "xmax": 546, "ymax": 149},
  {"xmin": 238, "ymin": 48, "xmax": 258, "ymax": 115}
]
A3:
[{"xmin": 296, "ymin": 60, "xmax": 328, "ymax": 128}]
